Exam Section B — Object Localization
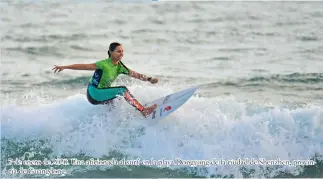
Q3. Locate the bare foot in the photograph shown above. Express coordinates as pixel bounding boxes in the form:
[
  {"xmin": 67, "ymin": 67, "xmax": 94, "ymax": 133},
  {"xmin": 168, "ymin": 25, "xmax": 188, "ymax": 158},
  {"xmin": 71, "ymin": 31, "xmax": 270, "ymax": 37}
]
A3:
[{"xmin": 141, "ymin": 104, "xmax": 157, "ymax": 117}]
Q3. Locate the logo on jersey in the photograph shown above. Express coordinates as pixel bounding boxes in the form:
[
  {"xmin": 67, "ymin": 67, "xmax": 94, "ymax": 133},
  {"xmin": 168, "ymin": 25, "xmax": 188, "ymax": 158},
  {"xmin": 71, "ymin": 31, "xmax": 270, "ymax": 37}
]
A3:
[{"xmin": 91, "ymin": 69, "xmax": 103, "ymax": 87}]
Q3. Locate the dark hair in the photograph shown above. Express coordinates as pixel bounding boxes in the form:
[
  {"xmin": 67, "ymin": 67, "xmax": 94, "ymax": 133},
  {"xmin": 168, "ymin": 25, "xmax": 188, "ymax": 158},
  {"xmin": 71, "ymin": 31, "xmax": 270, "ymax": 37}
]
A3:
[{"xmin": 108, "ymin": 42, "xmax": 121, "ymax": 57}]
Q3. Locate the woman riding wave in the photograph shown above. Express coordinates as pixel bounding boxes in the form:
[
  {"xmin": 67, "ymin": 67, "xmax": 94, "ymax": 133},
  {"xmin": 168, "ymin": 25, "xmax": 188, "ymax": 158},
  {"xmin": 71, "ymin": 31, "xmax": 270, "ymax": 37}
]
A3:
[{"xmin": 52, "ymin": 42, "xmax": 158, "ymax": 117}]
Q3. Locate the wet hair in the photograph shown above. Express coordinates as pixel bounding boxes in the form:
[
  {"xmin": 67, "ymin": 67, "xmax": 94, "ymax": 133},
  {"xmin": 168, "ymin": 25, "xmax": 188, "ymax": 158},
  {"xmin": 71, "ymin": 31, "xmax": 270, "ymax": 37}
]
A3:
[{"xmin": 108, "ymin": 42, "xmax": 121, "ymax": 57}]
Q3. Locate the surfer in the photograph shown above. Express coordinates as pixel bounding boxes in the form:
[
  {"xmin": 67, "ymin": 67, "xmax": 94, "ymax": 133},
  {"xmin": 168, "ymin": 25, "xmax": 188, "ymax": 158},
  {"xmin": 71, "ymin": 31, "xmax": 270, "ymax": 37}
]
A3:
[{"xmin": 52, "ymin": 42, "xmax": 158, "ymax": 117}]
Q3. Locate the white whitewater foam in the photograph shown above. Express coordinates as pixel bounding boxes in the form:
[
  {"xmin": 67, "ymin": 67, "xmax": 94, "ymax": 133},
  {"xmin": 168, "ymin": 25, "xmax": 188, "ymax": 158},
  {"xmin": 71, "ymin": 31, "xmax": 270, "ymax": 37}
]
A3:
[{"xmin": 1, "ymin": 86, "xmax": 322, "ymax": 177}]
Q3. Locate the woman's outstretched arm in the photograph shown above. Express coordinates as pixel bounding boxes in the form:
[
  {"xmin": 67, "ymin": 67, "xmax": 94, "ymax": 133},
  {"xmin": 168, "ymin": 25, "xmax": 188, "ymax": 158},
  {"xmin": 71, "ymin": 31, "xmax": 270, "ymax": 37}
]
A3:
[{"xmin": 52, "ymin": 63, "xmax": 96, "ymax": 73}]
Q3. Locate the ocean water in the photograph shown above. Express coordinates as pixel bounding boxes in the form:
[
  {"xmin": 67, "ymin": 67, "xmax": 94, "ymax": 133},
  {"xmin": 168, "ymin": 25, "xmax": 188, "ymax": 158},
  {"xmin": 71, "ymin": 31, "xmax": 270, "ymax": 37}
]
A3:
[{"xmin": 1, "ymin": 1, "xmax": 323, "ymax": 178}]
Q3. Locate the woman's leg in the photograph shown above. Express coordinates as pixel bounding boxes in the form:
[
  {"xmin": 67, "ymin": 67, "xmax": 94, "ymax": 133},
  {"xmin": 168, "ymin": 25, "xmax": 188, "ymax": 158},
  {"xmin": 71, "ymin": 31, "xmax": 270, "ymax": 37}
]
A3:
[
  {"xmin": 87, "ymin": 85, "xmax": 157, "ymax": 116},
  {"xmin": 118, "ymin": 86, "xmax": 157, "ymax": 117}
]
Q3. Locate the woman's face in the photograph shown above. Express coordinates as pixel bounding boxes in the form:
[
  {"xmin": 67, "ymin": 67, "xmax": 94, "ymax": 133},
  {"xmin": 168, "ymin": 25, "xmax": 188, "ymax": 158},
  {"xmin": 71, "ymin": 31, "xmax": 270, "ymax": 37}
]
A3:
[{"xmin": 111, "ymin": 45, "xmax": 124, "ymax": 61}]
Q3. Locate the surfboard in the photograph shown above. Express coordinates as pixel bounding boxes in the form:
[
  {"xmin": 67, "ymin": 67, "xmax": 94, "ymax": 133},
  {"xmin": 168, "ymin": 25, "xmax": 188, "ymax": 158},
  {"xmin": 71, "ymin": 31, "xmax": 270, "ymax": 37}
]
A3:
[{"xmin": 143, "ymin": 86, "xmax": 198, "ymax": 121}]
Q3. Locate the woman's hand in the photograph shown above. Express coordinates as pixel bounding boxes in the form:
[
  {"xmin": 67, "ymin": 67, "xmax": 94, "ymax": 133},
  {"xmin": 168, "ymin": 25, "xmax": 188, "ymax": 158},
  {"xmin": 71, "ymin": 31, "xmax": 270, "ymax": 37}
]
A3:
[
  {"xmin": 52, "ymin": 65, "xmax": 65, "ymax": 73},
  {"xmin": 149, "ymin": 77, "xmax": 158, "ymax": 84}
]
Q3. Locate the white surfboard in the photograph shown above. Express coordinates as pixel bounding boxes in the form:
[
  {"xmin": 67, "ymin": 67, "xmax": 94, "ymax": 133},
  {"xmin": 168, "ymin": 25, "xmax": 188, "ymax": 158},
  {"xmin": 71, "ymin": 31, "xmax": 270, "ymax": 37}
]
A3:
[{"xmin": 143, "ymin": 86, "xmax": 198, "ymax": 121}]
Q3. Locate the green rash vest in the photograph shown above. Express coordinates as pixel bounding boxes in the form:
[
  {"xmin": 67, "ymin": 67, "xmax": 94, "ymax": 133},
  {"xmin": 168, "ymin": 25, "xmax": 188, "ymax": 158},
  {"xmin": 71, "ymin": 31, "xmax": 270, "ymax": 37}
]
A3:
[{"xmin": 89, "ymin": 58, "xmax": 130, "ymax": 88}]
